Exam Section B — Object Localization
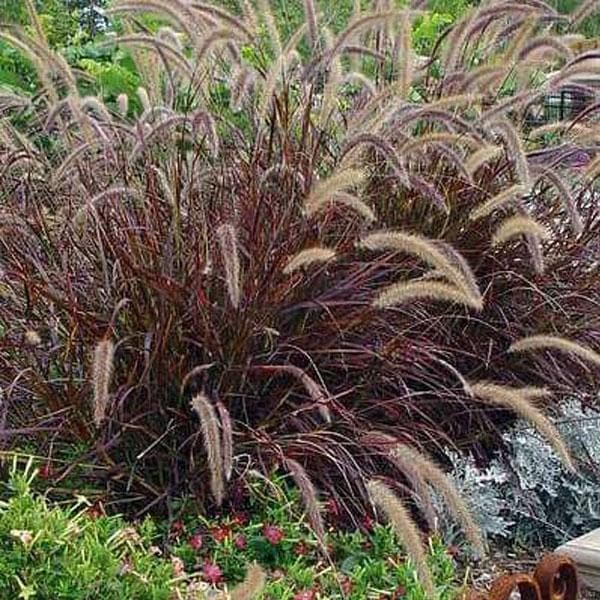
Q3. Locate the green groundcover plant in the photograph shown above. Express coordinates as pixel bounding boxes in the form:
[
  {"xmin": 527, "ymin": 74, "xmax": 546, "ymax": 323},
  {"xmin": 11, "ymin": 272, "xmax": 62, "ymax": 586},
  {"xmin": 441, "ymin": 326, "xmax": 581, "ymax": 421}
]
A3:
[{"xmin": 0, "ymin": 459, "xmax": 461, "ymax": 599}]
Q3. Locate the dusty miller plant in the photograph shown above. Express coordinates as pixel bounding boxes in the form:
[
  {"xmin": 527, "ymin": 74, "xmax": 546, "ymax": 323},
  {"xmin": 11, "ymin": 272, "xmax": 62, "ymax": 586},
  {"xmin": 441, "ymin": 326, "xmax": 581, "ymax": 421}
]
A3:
[{"xmin": 437, "ymin": 399, "xmax": 600, "ymax": 549}]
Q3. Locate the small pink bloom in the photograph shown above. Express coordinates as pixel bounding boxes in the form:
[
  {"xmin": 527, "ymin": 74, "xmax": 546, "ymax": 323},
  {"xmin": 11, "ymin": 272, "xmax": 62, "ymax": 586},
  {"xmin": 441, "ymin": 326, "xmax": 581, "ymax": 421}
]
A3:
[
  {"xmin": 361, "ymin": 515, "xmax": 374, "ymax": 531},
  {"xmin": 189, "ymin": 533, "xmax": 203, "ymax": 551},
  {"xmin": 293, "ymin": 590, "xmax": 316, "ymax": 600},
  {"xmin": 263, "ymin": 524, "xmax": 284, "ymax": 545},
  {"xmin": 234, "ymin": 534, "xmax": 247, "ymax": 550},
  {"xmin": 202, "ymin": 561, "xmax": 223, "ymax": 585},
  {"xmin": 211, "ymin": 525, "xmax": 231, "ymax": 543}
]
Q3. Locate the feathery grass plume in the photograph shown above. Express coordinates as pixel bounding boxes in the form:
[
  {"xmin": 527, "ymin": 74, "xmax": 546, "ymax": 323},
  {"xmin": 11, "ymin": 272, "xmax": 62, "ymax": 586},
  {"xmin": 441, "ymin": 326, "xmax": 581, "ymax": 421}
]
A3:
[
  {"xmin": 519, "ymin": 36, "xmax": 574, "ymax": 62},
  {"xmin": 443, "ymin": 11, "xmax": 470, "ymax": 72},
  {"xmin": 81, "ymin": 96, "xmax": 113, "ymax": 123},
  {"xmin": 239, "ymin": 0, "xmax": 258, "ymax": 33},
  {"xmin": 303, "ymin": 0, "xmax": 318, "ymax": 48},
  {"xmin": 461, "ymin": 65, "xmax": 506, "ymax": 94},
  {"xmin": 470, "ymin": 382, "xmax": 574, "ymax": 470},
  {"xmin": 426, "ymin": 93, "xmax": 485, "ymax": 112},
  {"xmin": 190, "ymin": 394, "xmax": 225, "ymax": 506},
  {"xmin": 196, "ymin": 27, "xmax": 244, "ymax": 67},
  {"xmin": 23, "ymin": 0, "xmax": 47, "ymax": 48},
  {"xmin": 400, "ymin": 132, "xmax": 478, "ymax": 155},
  {"xmin": 435, "ymin": 241, "xmax": 481, "ymax": 301},
  {"xmin": 537, "ymin": 170, "xmax": 583, "ymax": 236},
  {"xmin": 216, "ymin": 400, "xmax": 233, "ymax": 482},
  {"xmin": 549, "ymin": 66, "xmax": 600, "ymax": 91},
  {"xmin": 285, "ymin": 458, "xmax": 325, "ymax": 541},
  {"xmin": 305, "ymin": 168, "xmax": 365, "ymax": 215},
  {"xmin": 256, "ymin": 0, "xmax": 282, "ymax": 55},
  {"xmin": 385, "ymin": 107, "xmax": 485, "ymax": 146},
  {"xmin": 528, "ymin": 121, "xmax": 590, "ymax": 140},
  {"xmin": 284, "ymin": 247, "xmax": 336, "ymax": 274},
  {"xmin": 157, "ymin": 26, "xmax": 183, "ymax": 50},
  {"xmin": 428, "ymin": 143, "xmax": 472, "ymax": 181},
  {"xmin": 345, "ymin": 44, "xmax": 386, "ymax": 63},
  {"xmin": 320, "ymin": 27, "xmax": 342, "ymax": 126},
  {"xmin": 22, "ymin": 1, "xmax": 80, "ymax": 99},
  {"xmin": 491, "ymin": 215, "xmax": 550, "ymax": 247},
  {"xmin": 362, "ymin": 431, "xmax": 436, "ymax": 528},
  {"xmin": 216, "ymin": 223, "xmax": 242, "ymax": 309},
  {"xmin": 258, "ymin": 24, "xmax": 307, "ymax": 122},
  {"xmin": 493, "ymin": 120, "xmax": 531, "ymax": 188},
  {"xmin": 527, "ymin": 233, "xmax": 545, "ymax": 275},
  {"xmin": 227, "ymin": 563, "xmax": 266, "ymax": 600},
  {"xmin": 359, "ymin": 231, "xmax": 481, "ymax": 302},
  {"xmin": 347, "ymin": 83, "xmax": 406, "ymax": 135},
  {"xmin": 510, "ymin": 336, "xmax": 600, "ymax": 368},
  {"xmin": 137, "ymin": 87, "xmax": 151, "ymax": 112},
  {"xmin": 92, "ymin": 339, "xmax": 114, "ymax": 428},
  {"xmin": 24, "ymin": 330, "xmax": 42, "ymax": 347},
  {"xmin": 505, "ymin": 17, "xmax": 538, "ymax": 64},
  {"xmin": 305, "ymin": 191, "xmax": 376, "ymax": 222},
  {"xmin": 192, "ymin": 110, "xmax": 219, "ymax": 157},
  {"xmin": 73, "ymin": 187, "xmax": 140, "ymax": 230},
  {"xmin": 230, "ymin": 66, "xmax": 254, "ymax": 112},
  {"xmin": 374, "ymin": 280, "xmax": 484, "ymax": 311},
  {"xmin": 51, "ymin": 141, "xmax": 99, "ymax": 185},
  {"xmin": 341, "ymin": 133, "xmax": 409, "ymax": 186},
  {"xmin": 328, "ymin": 11, "xmax": 399, "ymax": 64},
  {"xmin": 392, "ymin": 445, "xmax": 485, "ymax": 557},
  {"xmin": 469, "ymin": 184, "xmax": 528, "ymax": 222},
  {"xmin": 481, "ymin": 90, "xmax": 543, "ymax": 124},
  {"xmin": 396, "ymin": 11, "xmax": 413, "ymax": 99},
  {"xmin": 367, "ymin": 479, "xmax": 435, "ymax": 597},
  {"xmin": 116, "ymin": 94, "xmax": 129, "ymax": 117},
  {"xmin": 465, "ymin": 145, "xmax": 503, "ymax": 176},
  {"xmin": 341, "ymin": 71, "xmax": 376, "ymax": 96}
]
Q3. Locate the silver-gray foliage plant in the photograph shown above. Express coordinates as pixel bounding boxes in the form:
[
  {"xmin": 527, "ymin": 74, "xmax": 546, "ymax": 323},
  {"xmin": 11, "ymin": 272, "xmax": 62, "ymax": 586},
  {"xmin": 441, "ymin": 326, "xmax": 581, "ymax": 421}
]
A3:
[{"xmin": 436, "ymin": 399, "xmax": 600, "ymax": 549}]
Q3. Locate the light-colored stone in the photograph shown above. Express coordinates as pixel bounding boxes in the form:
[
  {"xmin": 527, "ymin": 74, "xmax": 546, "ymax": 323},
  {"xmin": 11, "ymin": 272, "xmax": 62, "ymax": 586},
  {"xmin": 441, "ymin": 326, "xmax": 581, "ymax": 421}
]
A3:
[{"xmin": 557, "ymin": 528, "xmax": 600, "ymax": 591}]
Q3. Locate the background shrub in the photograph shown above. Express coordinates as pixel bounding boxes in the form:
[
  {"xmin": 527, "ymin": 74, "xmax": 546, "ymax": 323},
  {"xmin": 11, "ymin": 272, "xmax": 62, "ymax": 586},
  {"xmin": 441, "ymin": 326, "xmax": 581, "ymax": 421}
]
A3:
[{"xmin": 0, "ymin": 459, "xmax": 179, "ymax": 599}]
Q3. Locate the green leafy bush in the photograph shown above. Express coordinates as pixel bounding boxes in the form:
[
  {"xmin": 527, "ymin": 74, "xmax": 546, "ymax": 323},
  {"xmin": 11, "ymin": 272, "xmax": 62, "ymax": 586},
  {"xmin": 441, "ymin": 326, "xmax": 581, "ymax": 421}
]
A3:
[{"xmin": 0, "ymin": 459, "xmax": 178, "ymax": 599}]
